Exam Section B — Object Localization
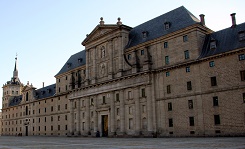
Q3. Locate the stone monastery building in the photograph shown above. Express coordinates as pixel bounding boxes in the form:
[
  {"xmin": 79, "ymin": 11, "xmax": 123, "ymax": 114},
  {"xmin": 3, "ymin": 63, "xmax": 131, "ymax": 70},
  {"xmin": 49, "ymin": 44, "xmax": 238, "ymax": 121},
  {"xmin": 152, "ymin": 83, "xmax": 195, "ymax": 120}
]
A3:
[{"xmin": 1, "ymin": 6, "xmax": 245, "ymax": 137}]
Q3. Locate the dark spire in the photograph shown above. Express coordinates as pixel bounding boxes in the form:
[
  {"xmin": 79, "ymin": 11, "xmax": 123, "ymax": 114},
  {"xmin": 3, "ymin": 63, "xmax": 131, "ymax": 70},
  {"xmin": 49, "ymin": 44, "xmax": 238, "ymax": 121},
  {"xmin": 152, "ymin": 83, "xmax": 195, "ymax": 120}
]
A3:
[{"xmin": 11, "ymin": 54, "xmax": 20, "ymax": 84}]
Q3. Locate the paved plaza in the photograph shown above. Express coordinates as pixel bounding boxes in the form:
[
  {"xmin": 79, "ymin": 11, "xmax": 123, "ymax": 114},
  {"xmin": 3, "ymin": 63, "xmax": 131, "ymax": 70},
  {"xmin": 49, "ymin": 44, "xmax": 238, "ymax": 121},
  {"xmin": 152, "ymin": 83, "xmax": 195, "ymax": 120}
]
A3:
[{"xmin": 0, "ymin": 136, "xmax": 244, "ymax": 149}]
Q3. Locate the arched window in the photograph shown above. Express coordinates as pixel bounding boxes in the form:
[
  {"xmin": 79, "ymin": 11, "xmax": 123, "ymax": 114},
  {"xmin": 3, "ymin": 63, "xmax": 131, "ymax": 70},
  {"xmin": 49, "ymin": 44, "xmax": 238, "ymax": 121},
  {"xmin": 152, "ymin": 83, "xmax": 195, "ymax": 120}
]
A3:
[{"xmin": 26, "ymin": 92, "xmax": 29, "ymax": 101}]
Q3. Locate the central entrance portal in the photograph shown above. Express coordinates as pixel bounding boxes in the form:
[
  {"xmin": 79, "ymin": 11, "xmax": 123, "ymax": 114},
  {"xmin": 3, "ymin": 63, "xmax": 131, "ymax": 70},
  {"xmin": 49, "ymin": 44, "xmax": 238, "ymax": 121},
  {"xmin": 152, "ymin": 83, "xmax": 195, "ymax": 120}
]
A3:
[
  {"xmin": 101, "ymin": 115, "xmax": 108, "ymax": 137},
  {"xmin": 25, "ymin": 126, "xmax": 28, "ymax": 136}
]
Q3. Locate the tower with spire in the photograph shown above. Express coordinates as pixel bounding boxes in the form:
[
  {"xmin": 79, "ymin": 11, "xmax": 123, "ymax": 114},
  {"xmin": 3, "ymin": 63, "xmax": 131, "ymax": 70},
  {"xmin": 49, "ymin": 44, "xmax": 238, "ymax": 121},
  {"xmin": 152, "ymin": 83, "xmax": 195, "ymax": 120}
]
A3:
[{"xmin": 2, "ymin": 55, "xmax": 23, "ymax": 109}]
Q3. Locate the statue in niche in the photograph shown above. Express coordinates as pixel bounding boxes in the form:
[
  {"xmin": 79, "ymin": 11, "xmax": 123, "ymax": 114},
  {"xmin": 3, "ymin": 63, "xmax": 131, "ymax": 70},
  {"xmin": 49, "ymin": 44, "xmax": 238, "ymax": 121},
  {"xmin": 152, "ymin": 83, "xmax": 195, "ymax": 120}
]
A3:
[
  {"xmin": 100, "ymin": 63, "xmax": 106, "ymax": 76},
  {"xmin": 101, "ymin": 46, "xmax": 105, "ymax": 58}
]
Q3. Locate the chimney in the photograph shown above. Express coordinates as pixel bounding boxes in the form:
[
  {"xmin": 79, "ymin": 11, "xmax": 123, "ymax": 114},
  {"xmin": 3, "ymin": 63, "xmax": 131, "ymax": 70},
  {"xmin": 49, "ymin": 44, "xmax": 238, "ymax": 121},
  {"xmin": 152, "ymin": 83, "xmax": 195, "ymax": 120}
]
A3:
[
  {"xmin": 230, "ymin": 13, "xmax": 236, "ymax": 27},
  {"xmin": 43, "ymin": 82, "xmax": 44, "ymax": 88},
  {"xmin": 199, "ymin": 14, "xmax": 205, "ymax": 25}
]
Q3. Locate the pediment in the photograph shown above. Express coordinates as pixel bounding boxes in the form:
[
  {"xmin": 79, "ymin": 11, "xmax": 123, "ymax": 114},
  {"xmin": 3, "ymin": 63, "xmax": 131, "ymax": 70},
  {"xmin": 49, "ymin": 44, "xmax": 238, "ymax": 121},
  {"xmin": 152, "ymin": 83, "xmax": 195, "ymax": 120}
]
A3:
[
  {"xmin": 82, "ymin": 25, "xmax": 119, "ymax": 46},
  {"xmin": 22, "ymin": 85, "xmax": 36, "ymax": 92}
]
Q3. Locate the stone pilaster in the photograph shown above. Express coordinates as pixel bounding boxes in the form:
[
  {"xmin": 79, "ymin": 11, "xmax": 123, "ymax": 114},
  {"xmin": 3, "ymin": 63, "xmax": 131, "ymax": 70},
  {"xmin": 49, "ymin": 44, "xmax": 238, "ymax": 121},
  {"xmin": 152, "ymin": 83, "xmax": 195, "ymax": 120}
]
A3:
[
  {"xmin": 75, "ymin": 99, "xmax": 81, "ymax": 136},
  {"xmin": 85, "ymin": 49, "xmax": 90, "ymax": 85},
  {"xmin": 94, "ymin": 95, "xmax": 98, "ymax": 136},
  {"xmin": 117, "ymin": 37, "xmax": 123, "ymax": 77},
  {"xmin": 109, "ymin": 92, "xmax": 115, "ymax": 136},
  {"xmin": 134, "ymin": 87, "xmax": 140, "ymax": 135},
  {"xmin": 108, "ymin": 40, "xmax": 114, "ymax": 79},
  {"xmin": 119, "ymin": 90, "xmax": 125, "ymax": 135},
  {"xmin": 69, "ymin": 100, "xmax": 74, "ymax": 136},
  {"xmin": 92, "ymin": 47, "xmax": 97, "ymax": 84},
  {"xmin": 85, "ymin": 97, "xmax": 90, "ymax": 135},
  {"xmin": 146, "ymin": 85, "xmax": 153, "ymax": 135}
]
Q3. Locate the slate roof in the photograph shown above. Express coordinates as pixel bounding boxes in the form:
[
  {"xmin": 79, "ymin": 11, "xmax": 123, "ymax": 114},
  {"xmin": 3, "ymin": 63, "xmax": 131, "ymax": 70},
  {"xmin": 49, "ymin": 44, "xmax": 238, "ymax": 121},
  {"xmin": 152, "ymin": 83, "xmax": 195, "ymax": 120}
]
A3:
[
  {"xmin": 199, "ymin": 23, "xmax": 245, "ymax": 58},
  {"xmin": 9, "ymin": 95, "xmax": 22, "ymax": 107},
  {"xmin": 35, "ymin": 84, "xmax": 56, "ymax": 100},
  {"xmin": 125, "ymin": 6, "xmax": 200, "ymax": 49},
  {"xmin": 55, "ymin": 50, "xmax": 86, "ymax": 76}
]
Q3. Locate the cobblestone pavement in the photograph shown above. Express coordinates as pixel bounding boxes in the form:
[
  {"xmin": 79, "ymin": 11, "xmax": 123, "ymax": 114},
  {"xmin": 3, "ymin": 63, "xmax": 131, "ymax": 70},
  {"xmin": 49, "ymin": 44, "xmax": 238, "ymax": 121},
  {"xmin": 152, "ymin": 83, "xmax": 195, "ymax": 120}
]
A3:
[{"xmin": 0, "ymin": 136, "xmax": 244, "ymax": 149}]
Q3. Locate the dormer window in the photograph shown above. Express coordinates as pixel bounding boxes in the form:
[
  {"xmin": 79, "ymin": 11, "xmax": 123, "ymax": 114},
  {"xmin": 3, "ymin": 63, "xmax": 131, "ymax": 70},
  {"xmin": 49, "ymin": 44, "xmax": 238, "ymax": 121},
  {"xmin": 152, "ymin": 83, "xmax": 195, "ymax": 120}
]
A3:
[
  {"xmin": 67, "ymin": 63, "xmax": 72, "ymax": 68},
  {"xmin": 238, "ymin": 31, "xmax": 245, "ymax": 41},
  {"xmin": 42, "ymin": 91, "xmax": 45, "ymax": 95},
  {"xmin": 78, "ymin": 58, "xmax": 83, "ymax": 63},
  {"xmin": 164, "ymin": 22, "xmax": 171, "ymax": 30},
  {"xmin": 142, "ymin": 31, "xmax": 148, "ymax": 38},
  {"xmin": 210, "ymin": 38, "xmax": 217, "ymax": 50},
  {"xmin": 47, "ymin": 89, "xmax": 51, "ymax": 93}
]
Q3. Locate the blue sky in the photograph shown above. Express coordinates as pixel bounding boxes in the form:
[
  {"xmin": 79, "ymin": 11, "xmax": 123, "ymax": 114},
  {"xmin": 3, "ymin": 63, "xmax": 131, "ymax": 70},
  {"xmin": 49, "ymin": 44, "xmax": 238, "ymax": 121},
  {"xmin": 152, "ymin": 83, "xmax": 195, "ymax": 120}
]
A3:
[{"xmin": 0, "ymin": 0, "xmax": 244, "ymax": 109}]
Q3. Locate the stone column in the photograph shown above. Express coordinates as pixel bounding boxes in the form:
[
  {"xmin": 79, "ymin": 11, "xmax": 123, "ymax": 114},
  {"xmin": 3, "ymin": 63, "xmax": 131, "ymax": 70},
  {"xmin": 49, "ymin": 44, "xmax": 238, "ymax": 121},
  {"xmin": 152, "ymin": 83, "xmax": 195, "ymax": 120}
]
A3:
[
  {"xmin": 134, "ymin": 87, "xmax": 140, "ymax": 135},
  {"xmin": 110, "ymin": 92, "xmax": 115, "ymax": 136},
  {"xmin": 69, "ymin": 100, "xmax": 75, "ymax": 135},
  {"xmin": 119, "ymin": 89, "xmax": 125, "ymax": 135},
  {"xmin": 75, "ymin": 98, "xmax": 81, "ymax": 136},
  {"xmin": 85, "ymin": 97, "xmax": 90, "ymax": 135},
  {"xmin": 146, "ymin": 85, "xmax": 153, "ymax": 135}
]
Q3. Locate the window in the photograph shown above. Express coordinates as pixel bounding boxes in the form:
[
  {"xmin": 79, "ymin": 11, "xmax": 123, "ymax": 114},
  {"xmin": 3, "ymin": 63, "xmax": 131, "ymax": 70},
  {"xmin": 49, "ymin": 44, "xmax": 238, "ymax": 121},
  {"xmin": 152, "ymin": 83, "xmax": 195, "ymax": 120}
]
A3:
[
  {"xmin": 128, "ymin": 91, "xmax": 132, "ymax": 99},
  {"xmin": 65, "ymin": 104, "xmax": 67, "ymax": 109},
  {"xmin": 90, "ymin": 98, "xmax": 94, "ymax": 105},
  {"xmin": 116, "ymin": 93, "xmax": 119, "ymax": 102},
  {"xmin": 169, "ymin": 118, "xmax": 173, "ymax": 127},
  {"xmin": 142, "ymin": 105, "xmax": 146, "ymax": 113},
  {"xmin": 142, "ymin": 31, "xmax": 148, "ymax": 38},
  {"xmin": 129, "ymin": 118, "xmax": 133, "ymax": 129},
  {"xmin": 141, "ymin": 88, "xmax": 145, "ymax": 97},
  {"xmin": 209, "ymin": 61, "xmax": 215, "ymax": 67},
  {"xmin": 128, "ymin": 54, "xmax": 131, "ymax": 60},
  {"xmin": 58, "ymin": 125, "xmax": 60, "ymax": 131},
  {"xmin": 167, "ymin": 85, "xmax": 171, "ymax": 94},
  {"xmin": 58, "ymin": 116, "xmax": 60, "ymax": 121},
  {"xmin": 184, "ymin": 50, "xmax": 189, "ymax": 59},
  {"xmin": 186, "ymin": 66, "xmax": 190, "ymax": 72},
  {"xmin": 129, "ymin": 106, "xmax": 132, "ymax": 114},
  {"xmin": 239, "ymin": 54, "xmax": 245, "ymax": 61},
  {"xmin": 165, "ymin": 56, "xmax": 169, "ymax": 65},
  {"xmin": 168, "ymin": 102, "xmax": 172, "ymax": 111},
  {"xmin": 51, "ymin": 126, "xmax": 53, "ymax": 131},
  {"xmin": 26, "ymin": 92, "xmax": 29, "ymax": 101},
  {"xmin": 243, "ymin": 93, "xmax": 245, "ymax": 103},
  {"xmin": 51, "ymin": 106, "xmax": 53, "ymax": 112},
  {"xmin": 164, "ymin": 22, "xmax": 170, "ymax": 30},
  {"xmin": 51, "ymin": 116, "xmax": 53, "ymax": 122},
  {"xmin": 183, "ymin": 35, "xmax": 188, "ymax": 42},
  {"xmin": 166, "ymin": 71, "xmax": 170, "ymax": 77},
  {"xmin": 102, "ymin": 96, "xmax": 106, "ymax": 104},
  {"xmin": 189, "ymin": 117, "xmax": 194, "ymax": 126},
  {"xmin": 188, "ymin": 100, "xmax": 193, "ymax": 109},
  {"xmin": 214, "ymin": 115, "xmax": 220, "ymax": 125},
  {"xmin": 117, "ymin": 108, "xmax": 120, "ymax": 115},
  {"xmin": 213, "ymin": 96, "xmax": 219, "ymax": 106},
  {"xmin": 164, "ymin": 42, "xmax": 168, "ymax": 48},
  {"xmin": 187, "ymin": 81, "xmax": 192, "ymax": 90},
  {"xmin": 141, "ymin": 50, "xmax": 144, "ymax": 55},
  {"xmin": 210, "ymin": 40, "xmax": 217, "ymax": 49},
  {"xmin": 66, "ymin": 85, "xmax": 67, "ymax": 91},
  {"xmin": 238, "ymin": 31, "xmax": 245, "ymax": 41},
  {"xmin": 240, "ymin": 70, "xmax": 245, "ymax": 81},
  {"xmin": 211, "ymin": 77, "xmax": 217, "ymax": 86}
]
